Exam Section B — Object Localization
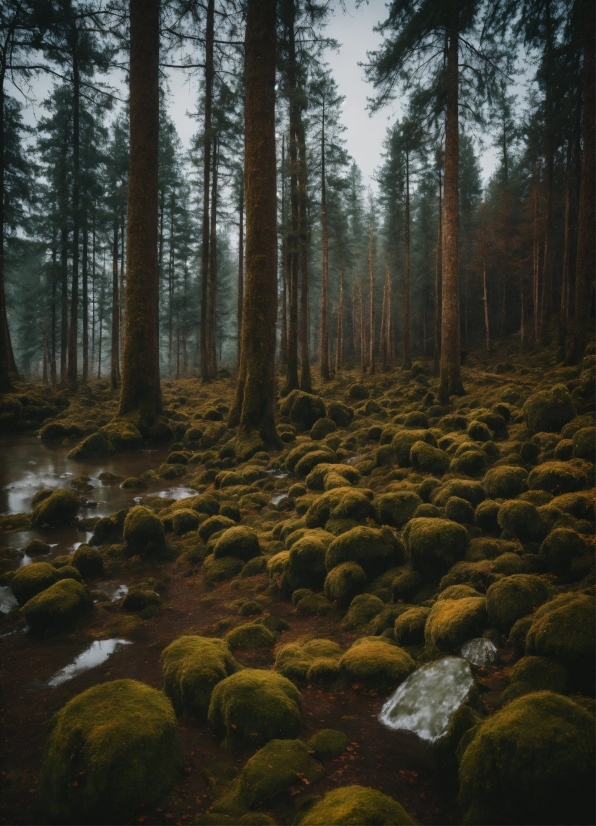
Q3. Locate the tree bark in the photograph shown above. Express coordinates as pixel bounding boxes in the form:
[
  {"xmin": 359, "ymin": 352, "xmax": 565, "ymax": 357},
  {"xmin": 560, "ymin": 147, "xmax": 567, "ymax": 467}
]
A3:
[
  {"xmin": 438, "ymin": 20, "xmax": 464, "ymax": 402},
  {"xmin": 67, "ymin": 30, "xmax": 80, "ymax": 385},
  {"xmin": 538, "ymin": 0, "xmax": 554, "ymax": 344},
  {"xmin": 297, "ymin": 118, "xmax": 311, "ymax": 391},
  {"xmin": 280, "ymin": 135, "xmax": 288, "ymax": 367},
  {"xmin": 208, "ymin": 137, "xmax": 219, "ymax": 378},
  {"xmin": 60, "ymin": 226, "xmax": 68, "ymax": 384},
  {"xmin": 0, "ymin": 57, "xmax": 17, "ymax": 390},
  {"xmin": 433, "ymin": 167, "xmax": 442, "ymax": 375},
  {"xmin": 237, "ymin": 176, "xmax": 244, "ymax": 366},
  {"xmin": 368, "ymin": 225, "xmax": 375, "ymax": 374},
  {"xmin": 228, "ymin": 0, "xmax": 281, "ymax": 449},
  {"xmin": 82, "ymin": 219, "xmax": 88, "ymax": 382},
  {"xmin": 200, "ymin": 0, "xmax": 214, "ymax": 382},
  {"xmin": 403, "ymin": 154, "xmax": 411, "ymax": 369},
  {"xmin": 335, "ymin": 248, "xmax": 344, "ymax": 372},
  {"xmin": 111, "ymin": 221, "xmax": 120, "ymax": 390},
  {"xmin": 118, "ymin": 0, "xmax": 162, "ymax": 422},
  {"xmin": 320, "ymin": 105, "xmax": 330, "ymax": 380}
]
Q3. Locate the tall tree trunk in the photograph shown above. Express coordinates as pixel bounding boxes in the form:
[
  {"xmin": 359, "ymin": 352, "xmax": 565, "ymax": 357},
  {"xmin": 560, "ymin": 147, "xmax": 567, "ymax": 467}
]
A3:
[
  {"xmin": 368, "ymin": 225, "xmax": 375, "ymax": 374},
  {"xmin": 228, "ymin": 0, "xmax": 281, "ymax": 448},
  {"xmin": 0, "ymin": 59, "xmax": 18, "ymax": 390},
  {"xmin": 284, "ymin": 108, "xmax": 299, "ymax": 391},
  {"xmin": 565, "ymin": 0, "xmax": 595, "ymax": 365},
  {"xmin": 50, "ymin": 244, "xmax": 57, "ymax": 385},
  {"xmin": 208, "ymin": 138, "xmax": 219, "ymax": 378},
  {"xmin": 237, "ymin": 176, "xmax": 244, "ymax": 366},
  {"xmin": 111, "ymin": 222, "xmax": 120, "ymax": 390},
  {"xmin": 433, "ymin": 167, "xmax": 442, "ymax": 375},
  {"xmin": 168, "ymin": 192, "xmax": 174, "ymax": 376},
  {"xmin": 359, "ymin": 280, "xmax": 366, "ymax": 374},
  {"xmin": 403, "ymin": 154, "xmax": 412, "ymax": 369},
  {"xmin": 182, "ymin": 263, "xmax": 188, "ymax": 375},
  {"xmin": 200, "ymin": 0, "xmax": 214, "ymax": 382},
  {"xmin": 91, "ymin": 207, "xmax": 96, "ymax": 374},
  {"xmin": 320, "ymin": 105, "xmax": 330, "ymax": 380},
  {"xmin": 335, "ymin": 248, "xmax": 344, "ymax": 372},
  {"xmin": 438, "ymin": 20, "xmax": 464, "ymax": 402},
  {"xmin": 532, "ymin": 172, "xmax": 541, "ymax": 344},
  {"xmin": 280, "ymin": 136, "xmax": 287, "ymax": 367},
  {"xmin": 558, "ymin": 144, "xmax": 572, "ymax": 360},
  {"xmin": 297, "ymin": 119, "xmax": 311, "ymax": 391},
  {"xmin": 119, "ymin": 217, "xmax": 125, "ymax": 363},
  {"xmin": 67, "ymin": 35, "xmax": 80, "ymax": 385},
  {"xmin": 538, "ymin": 0, "xmax": 554, "ymax": 344},
  {"xmin": 381, "ymin": 263, "xmax": 389, "ymax": 370},
  {"xmin": 82, "ymin": 219, "xmax": 88, "ymax": 382},
  {"xmin": 118, "ymin": 0, "xmax": 162, "ymax": 422},
  {"xmin": 60, "ymin": 226, "xmax": 68, "ymax": 384},
  {"xmin": 481, "ymin": 203, "xmax": 491, "ymax": 351}
]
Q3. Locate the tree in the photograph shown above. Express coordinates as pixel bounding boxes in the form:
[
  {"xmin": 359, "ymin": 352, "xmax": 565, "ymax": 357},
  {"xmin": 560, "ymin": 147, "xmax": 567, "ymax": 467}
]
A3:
[
  {"xmin": 228, "ymin": 0, "xmax": 280, "ymax": 450},
  {"xmin": 118, "ymin": 0, "xmax": 162, "ymax": 425}
]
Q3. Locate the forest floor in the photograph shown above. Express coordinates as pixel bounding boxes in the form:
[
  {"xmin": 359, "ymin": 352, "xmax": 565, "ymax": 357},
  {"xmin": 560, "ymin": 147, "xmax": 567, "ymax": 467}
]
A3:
[{"xmin": 0, "ymin": 331, "xmax": 594, "ymax": 826}]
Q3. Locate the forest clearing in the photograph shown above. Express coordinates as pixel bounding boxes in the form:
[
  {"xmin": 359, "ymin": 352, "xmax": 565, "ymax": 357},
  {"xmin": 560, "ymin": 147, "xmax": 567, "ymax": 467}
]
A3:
[{"xmin": 0, "ymin": 0, "xmax": 594, "ymax": 825}]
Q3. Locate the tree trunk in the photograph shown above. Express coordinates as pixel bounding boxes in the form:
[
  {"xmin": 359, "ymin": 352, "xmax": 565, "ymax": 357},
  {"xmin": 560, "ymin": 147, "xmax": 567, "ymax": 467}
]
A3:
[
  {"xmin": 433, "ymin": 167, "xmax": 442, "ymax": 376},
  {"xmin": 60, "ymin": 226, "xmax": 68, "ymax": 384},
  {"xmin": 280, "ymin": 135, "xmax": 288, "ymax": 368},
  {"xmin": 228, "ymin": 0, "xmax": 281, "ymax": 449},
  {"xmin": 111, "ymin": 222, "xmax": 120, "ymax": 390},
  {"xmin": 200, "ymin": 0, "xmax": 214, "ymax": 382},
  {"xmin": 82, "ymin": 219, "xmax": 88, "ymax": 382},
  {"xmin": 565, "ymin": 0, "xmax": 595, "ymax": 365},
  {"xmin": 168, "ymin": 192, "xmax": 174, "ymax": 376},
  {"xmin": 403, "ymin": 154, "xmax": 412, "ymax": 369},
  {"xmin": 368, "ymin": 225, "xmax": 375, "ymax": 374},
  {"xmin": 50, "ymin": 243, "xmax": 57, "ymax": 385},
  {"xmin": 284, "ymin": 109, "xmax": 299, "ymax": 392},
  {"xmin": 532, "ymin": 172, "xmax": 541, "ymax": 344},
  {"xmin": 118, "ymin": 0, "xmax": 162, "ymax": 422},
  {"xmin": 320, "ymin": 106, "xmax": 330, "ymax": 380},
  {"xmin": 297, "ymin": 118, "xmax": 311, "ymax": 391},
  {"xmin": 538, "ymin": 0, "xmax": 554, "ymax": 344},
  {"xmin": 335, "ymin": 248, "xmax": 344, "ymax": 372},
  {"xmin": 67, "ymin": 35, "xmax": 80, "ymax": 385},
  {"xmin": 381, "ymin": 263, "xmax": 389, "ymax": 370},
  {"xmin": 0, "ymin": 63, "xmax": 18, "ymax": 390},
  {"xmin": 208, "ymin": 137, "xmax": 218, "ymax": 378},
  {"xmin": 91, "ymin": 207, "xmax": 96, "ymax": 374},
  {"xmin": 438, "ymin": 20, "xmax": 464, "ymax": 402},
  {"xmin": 237, "ymin": 176, "xmax": 244, "ymax": 366},
  {"xmin": 558, "ymin": 144, "xmax": 572, "ymax": 360},
  {"xmin": 359, "ymin": 280, "xmax": 366, "ymax": 374}
]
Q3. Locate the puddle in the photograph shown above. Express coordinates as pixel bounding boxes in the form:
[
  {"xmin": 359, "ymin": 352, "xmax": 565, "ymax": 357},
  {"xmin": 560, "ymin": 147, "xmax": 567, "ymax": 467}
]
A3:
[
  {"xmin": 48, "ymin": 639, "xmax": 133, "ymax": 687},
  {"xmin": 345, "ymin": 455, "xmax": 361, "ymax": 465},
  {"xmin": 94, "ymin": 583, "xmax": 128, "ymax": 602},
  {"xmin": 0, "ymin": 586, "xmax": 18, "ymax": 614},
  {"xmin": 460, "ymin": 638, "xmax": 497, "ymax": 667},
  {"xmin": 379, "ymin": 657, "xmax": 475, "ymax": 742},
  {"xmin": 271, "ymin": 493, "xmax": 288, "ymax": 506}
]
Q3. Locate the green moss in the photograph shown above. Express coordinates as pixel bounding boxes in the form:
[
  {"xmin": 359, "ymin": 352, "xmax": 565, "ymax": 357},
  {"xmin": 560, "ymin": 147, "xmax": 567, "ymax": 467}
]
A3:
[
  {"xmin": 172, "ymin": 509, "xmax": 201, "ymax": 535},
  {"xmin": 71, "ymin": 545, "xmax": 104, "ymax": 579},
  {"xmin": 341, "ymin": 593, "xmax": 385, "ymax": 631},
  {"xmin": 213, "ymin": 527, "xmax": 261, "ymax": 563},
  {"xmin": 208, "ymin": 669, "xmax": 302, "ymax": 747},
  {"xmin": 199, "ymin": 515, "xmax": 237, "ymax": 541},
  {"xmin": 306, "ymin": 656, "xmax": 340, "ymax": 681},
  {"xmin": 123, "ymin": 589, "xmax": 159, "ymax": 612},
  {"xmin": 327, "ymin": 400, "xmax": 354, "ymax": 427},
  {"xmin": 204, "ymin": 554, "xmax": 245, "ymax": 584},
  {"xmin": 38, "ymin": 679, "xmax": 182, "ymax": 824},
  {"xmin": 287, "ymin": 536, "xmax": 327, "ymax": 591},
  {"xmin": 467, "ymin": 420, "xmax": 492, "ymax": 442},
  {"xmin": 473, "ymin": 500, "xmax": 500, "ymax": 535},
  {"xmin": 522, "ymin": 384, "xmax": 576, "ymax": 433},
  {"xmin": 449, "ymin": 448, "xmax": 488, "ymax": 478},
  {"xmin": 394, "ymin": 606, "xmax": 430, "ymax": 645},
  {"xmin": 275, "ymin": 640, "xmax": 343, "ymax": 683},
  {"xmin": 194, "ymin": 494, "xmax": 221, "ymax": 516},
  {"xmin": 499, "ymin": 655, "xmax": 570, "ymax": 705},
  {"xmin": 330, "ymin": 489, "xmax": 374, "ymax": 522},
  {"xmin": 483, "ymin": 466, "xmax": 528, "ymax": 499},
  {"xmin": 486, "ymin": 574, "xmax": 550, "ymax": 633},
  {"xmin": 67, "ymin": 431, "xmax": 115, "ymax": 461},
  {"xmin": 100, "ymin": 419, "xmax": 143, "ymax": 450},
  {"xmin": 527, "ymin": 461, "xmax": 587, "ymax": 494},
  {"xmin": 11, "ymin": 562, "xmax": 59, "ymax": 606},
  {"xmin": 376, "ymin": 490, "xmax": 422, "ymax": 528},
  {"xmin": 425, "ymin": 597, "xmax": 487, "ymax": 653},
  {"xmin": 431, "ymin": 479, "xmax": 486, "ymax": 507},
  {"xmin": 324, "ymin": 562, "xmax": 367, "ymax": 607},
  {"xmin": 539, "ymin": 527, "xmax": 586, "ymax": 578},
  {"xmin": 438, "ymin": 584, "xmax": 482, "ymax": 600},
  {"xmin": 282, "ymin": 391, "xmax": 326, "ymax": 430},
  {"xmin": 32, "ymin": 489, "xmax": 81, "ymax": 528},
  {"xmin": 123, "ymin": 506, "xmax": 166, "ymax": 556},
  {"xmin": 311, "ymin": 417, "xmax": 337, "ymax": 440},
  {"xmin": 404, "ymin": 518, "xmax": 468, "ymax": 581},
  {"xmin": 21, "ymin": 579, "xmax": 93, "ymax": 635},
  {"xmin": 305, "ymin": 487, "xmax": 349, "ymax": 528},
  {"xmin": 392, "ymin": 429, "xmax": 435, "ymax": 467},
  {"xmin": 445, "ymin": 496, "xmax": 475, "ymax": 525},
  {"xmin": 307, "ymin": 729, "xmax": 349, "ymax": 760},
  {"xmin": 295, "ymin": 450, "xmax": 337, "ymax": 477},
  {"xmin": 509, "ymin": 615, "xmax": 533, "ymax": 655},
  {"xmin": 161, "ymin": 635, "xmax": 239, "ymax": 719},
  {"xmin": 339, "ymin": 639, "xmax": 415, "ymax": 688},
  {"xmin": 497, "ymin": 500, "xmax": 545, "ymax": 542},
  {"xmin": 225, "ymin": 622, "xmax": 276, "ymax": 651},
  {"xmin": 55, "ymin": 565, "xmax": 82, "ymax": 584},
  {"xmin": 299, "ymin": 785, "xmax": 416, "ymax": 826},
  {"xmin": 572, "ymin": 426, "xmax": 595, "ymax": 462},
  {"xmin": 410, "ymin": 440, "xmax": 450, "ymax": 475},
  {"xmin": 391, "ymin": 569, "xmax": 423, "ymax": 602},
  {"xmin": 326, "ymin": 526, "xmax": 400, "ymax": 578},
  {"xmin": 241, "ymin": 556, "xmax": 268, "ymax": 578},
  {"xmin": 459, "ymin": 691, "xmax": 594, "ymax": 825}
]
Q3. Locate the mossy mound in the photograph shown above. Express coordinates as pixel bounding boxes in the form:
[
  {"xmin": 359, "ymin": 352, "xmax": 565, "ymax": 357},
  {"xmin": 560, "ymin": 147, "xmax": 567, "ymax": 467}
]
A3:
[
  {"xmin": 432, "ymin": 479, "xmax": 486, "ymax": 508},
  {"xmin": 21, "ymin": 578, "xmax": 93, "ymax": 635},
  {"xmin": 392, "ymin": 429, "xmax": 435, "ymax": 467},
  {"xmin": 311, "ymin": 417, "xmax": 337, "ymax": 440},
  {"xmin": 203, "ymin": 554, "xmax": 244, "ymax": 584},
  {"xmin": 199, "ymin": 515, "xmax": 237, "ymax": 541},
  {"xmin": 539, "ymin": 527, "xmax": 586, "ymax": 578},
  {"xmin": 213, "ymin": 527, "xmax": 261, "ymax": 562},
  {"xmin": 341, "ymin": 593, "xmax": 385, "ymax": 631},
  {"xmin": 275, "ymin": 639, "xmax": 343, "ymax": 683},
  {"xmin": 376, "ymin": 490, "xmax": 422, "ymax": 528},
  {"xmin": 225, "ymin": 622, "xmax": 276, "ymax": 651},
  {"xmin": 287, "ymin": 535, "xmax": 327, "ymax": 591},
  {"xmin": 474, "ymin": 500, "xmax": 501, "ymax": 534},
  {"xmin": 522, "ymin": 384, "xmax": 576, "ymax": 433},
  {"xmin": 327, "ymin": 400, "xmax": 354, "ymax": 427},
  {"xmin": 71, "ymin": 545, "xmax": 104, "ymax": 579},
  {"xmin": 449, "ymin": 448, "xmax": 488, "ymax": 478},
  {"xmin": 572, "ymin": 426, "xmax": 595, "ymax": 462},
  {"xmin": 425, "ymin": 597, "xmax": 487, "ymax": 653},
  {"xmin": 161, "ymin": 635, "xmax": 239, "ymax": 719},
  {"xmin": 295, "ymin": 449, "xmax": 337, "ymax": 477},
  {"xmin": 527, "ymin": 461, "xmax": 588, "ymax": 494},
  {"xmin": 172, "ymin": 509, "xmax": 201, "ymax": 535},
  {"xmin": 499, "ymin": 655, "xmax": 570, "ymax": 705},
  {"xmin": 307, "ymin": 728, "xmax": 349, "ymax": 760},
  {"xmin": 32, "ymin": 489, "xmax": 80, "ymax": 528},
  {"xmin": 25, "ymin": 539, "xmax": 51, "ymax": 557},
  {"xmin": 497, "ymin": 500, "xmax": 545, "ymax": 542},
  {"xmin": 391, "ymin": 569, "xmax": 423, "ymax": 602},
  {"xmin": 394, "ymin": 606, "xmax": 430, "ymax": 646},
  {"xmin": 339, "ymin": 639, "xmax": 415, "ymax": 689},
  {"xmin": 123, "ymin": 506, "xmax": 166, "ymax": 556},
  {"xmin": 11, "ymin": 562, "xmax": 59, "ymax": 606},
  {"xmin": 325, "ymin": 526, "xmax": 400, "ymax": 579},
  {"xmin": 483, "ymin": 466, "xmax": 528, "ymax": 499},
  {"xmin": 100, "ymin": 419, "xmax": 143, "ymax": 450},
  {"xmin": 445, "ymin": 496, "xmax": 475, "ymax": 525},
  {"xmin": 208, "ymin": 669, "xmax": 302, "ymax": 747},
  {"xmin": 330, "ymin": 489, "xmax": 375, "ymax": 522},
  {"xmin": 305, "ymin": 487, "xmax": 351, "ymax": 528},
  {"xmin": 299, "ymin": 785, "xmax": 416, "ymax": 826},
  {"xmin": 324, "ymin": 561, "xmax": 367, "ymax": 607},
  {"xmin": 38, "ymin": 679, "xmax": 182, "ymax": 824},
  {"xmin": 485, "ymin": 574, "xmax": 551, "ymax": 633},
  {"xmin": 55, "ymin": 565, "xmax": 82, "ymax": 584},
  {"xmin": 410, "ymin": 440, "xmax": 450, "ymax": 475},
  {"xmin": 459, "ymin": 691, "xmax": 594, "ymax": 825},
  {"xmin": 404, "ymin": 518, "xmax": 469, "ymax": 581},
  {"xmin": 281, "ymin": 391, "xmax": 326, "ymax": 431},
  {"xmin": 67, "ymin": 431, "xmax": 115, "ymax": 461}
]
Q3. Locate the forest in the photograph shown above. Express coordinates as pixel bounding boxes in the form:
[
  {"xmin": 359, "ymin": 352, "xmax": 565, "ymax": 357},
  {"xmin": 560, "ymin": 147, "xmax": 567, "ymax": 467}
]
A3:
[{"xmin": 0, "ymin": 0, "xmax": 594, "ymax": 825}]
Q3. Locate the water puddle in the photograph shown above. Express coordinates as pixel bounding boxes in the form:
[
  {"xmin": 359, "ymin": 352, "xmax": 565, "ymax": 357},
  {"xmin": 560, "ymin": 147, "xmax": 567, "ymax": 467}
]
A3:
[
  {"xmin": 345, "ymin": 455, "xmax": 361, "ymax": 465},
  {"xmin": 48, "ymin": 638, "xmax": 132, "ymax": 687},
  {"xmin": 460, "ymin": 638, "xmax": 497, "ymax": 667},
  {"xmin": 0, "ymin": 586, "xmax": 18, "ymax": 614},
  {"xmin": 379, "ymin": 657, "xmax": 475, "ymax": 742},
  {"xmin": 271, "ymin": 493, "xmax": 288, "ymax": 506},
  {"xmin": 93, "ymin": 583, "xmax": 128, "ymax": 602}
]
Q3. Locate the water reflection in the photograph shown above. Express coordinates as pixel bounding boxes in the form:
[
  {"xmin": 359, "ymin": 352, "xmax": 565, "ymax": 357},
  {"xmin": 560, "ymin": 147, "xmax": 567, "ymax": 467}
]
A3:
[{"xmin": 48, "ymin": 638, "xmax": 132, "ymax": 687}]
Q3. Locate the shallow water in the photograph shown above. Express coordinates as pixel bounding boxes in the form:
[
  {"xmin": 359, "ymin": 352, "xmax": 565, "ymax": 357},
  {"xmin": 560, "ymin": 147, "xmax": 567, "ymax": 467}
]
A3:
[
  {"xmin": 0, "ymin": 585, "xmax": 18, "ymax": 613},
  {"xmin": 379, "ymin": 656, "xmax": 475, "ymax": 742},
  {"xmin": 48, "ymin": 638, "xmax": 133, "ymax": 687},
  {"xmin": 271, "ymin": 492, "xmax": 288, "ymax": 506},
  {"xmin": 460, "ymin": 638, "xmax": 497, "ymax": 667}
]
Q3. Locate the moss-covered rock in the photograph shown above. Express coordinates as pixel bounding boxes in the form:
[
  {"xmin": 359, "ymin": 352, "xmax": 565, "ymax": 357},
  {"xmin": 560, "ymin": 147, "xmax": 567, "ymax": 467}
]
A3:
[
  {"xmin": 572, "ymin": 426, "xmax": 595, "ymax": 463},
  {"xmin": 32, "ymin": 489, "xmax": 80, "ymax": 528},
  {"xmin": 67, "ymin": 431, "xmax": 115, "ymax": 461},
  {"xmin": 275, "ymin": 639, "xmax": 343, "ymax": 683},
  {"xmin": 161, "ymin": 635, "xmax": 239, "ymax": 719},
  {"xmin": 425, "ymin": 597, "xmax": 487, "ymax": 653},
  {"xmin": 325, "ymin": 526, "xmax": 400, "ymax": 578},
  {"xmin": 204, "ymin": 555, "xmax": 245, "ymax": 584},
  {"xmin": 100, "ymin": 419, "xmax": 143, "ymax": 450},
  {"xmin": 11, "ymin": 562, "xmax": 59, "ymax": 606},
  {"xmin": 410, "ymin": 440, "xmax": 450, "ymax": 475},
  {"xmin": 327, "ymin": 400, "xmax": 354, "ymax": 427},
  {"xmin": 310, "ymin": 417, "xmax": 337, "ymax": 440},
  {"xmin": 305, "ymin": 487, "xmax": 350, "ymax": 528},
  {"xmin": 485, "ymin": 574, "xmax": 550, "ymax": 633},
  {"xmin": 445, "ymin": 496, "xmax": 475, "ymax": 525},
  {"xmin": 299, "ymin": 785, "xmax": 416, "ymax": 826},
  {"xmin": 208, "ymin": 668, "xmax": 302, "ymax": 747},
  {"xmin": 391, "ymin": 569, "xmax": 423, "ymax": 602},
  {"xmin": 172, "ymin": 509, "xmax": 201, "ymax": 535},
  {"xmin": 449, "ymin": 448, "xmax": 488, "ymax": 478},
  {"xmin": 199, "ymin": 515, "xmax": 236, "ymax": 541},
  {"xmin": 330, "ymin": 489, "xmax": 374, "ymax": 522},
  {"xmin": 21, "ymin": 579, "xmax": 93, "ymax": 635},
  {"xmin": 339, "ymin": 639, "xmax": 415, "ymax": 689},
  {"xmin": 522, "ymin": 384, "xmax": 576, "ymax": 433},
  {"xmin": 539, "ymin": 527, "xmax": 586, "ymax": 578},
  {"xmin": 295, "ymin": 449, "xmax": 336, "ymax": 477},
  {"xmin": 394, "ymin": 606, "xmax": 430, "ymax": 646},
  {"xmin": 527, "ymin": 461, "xmax": 588, "ymax": 495},
  {"xmin": 287, "ymin": 535, "xmax": 327, "ymax": 591},
  {"xmin": 213, "ymin": 527, "xmax": 260, "ymax": 562},
  {"xmin": 282, "ymin": 391, "xmax": 326, "ymax": 431},
  {"xmin": 307, "ymin": 728, "xmax": 349, "ymax": 760},
  {"xmin": 123, "ymin": 505, "xmax": 166, "ymax": 556},
  {"xmin": 225, "ymin": 622, "xmax": 276, "ymax": 651},
  {"xmin": 376, "ymin": 490, "xmax": 422, "ymax": 528},
  {"xmin": 459, "ymin": 691, "xmax": 594, "ymax": 825},
  {"xmin": 483, "ymin": 466, "xmax": 528, "ymax": 500},
  {"xmin": 497, "ymin": 500, "xmax": 545, "ymax": 542},
  {"xmin": 324, "ymin": 561, "xmax": 367, "ymax": 607},
  {"xmin": 474, "ymin": 500, "xmax": 501, "ymax": 534},
  {"xmin": 38, "ymin": 679, "xmax": 182, "ymax": 824},
  {"xmin": 432, "ymin": 479, "xmax": 486, "ymax": 508},
  {"xmin": 499, "ymin": 655, "xmax": 570, "ymax": 705},
  {"xmin": 404, "ymin": 518, "xmax": 468, "ymax": 581},
  {"xmin": 341, "ymin": 593, "xmax": 385, "ymax": 631},
  {"xmin": 123, "ymin": 589, "xmax": 159, "ymax": 612},
  {"xmin": 71, "ymin": 545, "xmax": 104, "ymax": 579},
  {"xmin": 24, "ymin": 538, "xmax": 51, "ymax": 557}
]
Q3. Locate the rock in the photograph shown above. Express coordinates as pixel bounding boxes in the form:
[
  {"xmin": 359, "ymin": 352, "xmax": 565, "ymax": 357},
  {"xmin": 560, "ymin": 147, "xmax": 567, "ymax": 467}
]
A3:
[
  {"xmin": 483, "ymin": 466, "xmax": 528, "ymax": 499},
  {"xmin": 377, "ymin": 490, "xmax": 422, "ymax": 528},
  {"xmin": 21, "ymin": 579, "xmax": 93, "ymax": 635},
  {"xmin": 275, "ymin": 639, "xmax": 343, "ymax": 683},
  {"xmin": 67, "ymin": 431, "xmax": 115, "ymax": 461},
  {"xmin": 324, "ymin": 561, "xmax": 367, "ymax": 607},
  {"xmin": 225, "ymin": 622, "xmax": 276, "ymax": 651},
  {"xmin": 123, "ymin": 506, "xmax": 166, "ymax": 556},
  {"xmin": 497, "ymin": 499, "xmax": 545, "ymax": 542},
  {"xmin": 522, "ymin": 384, "xmax": 576, "ymax": 433},
  {"xmin": 527, "ymin": 461, "xmax": 587, "ymax": 495},
  {"xmin": 326, "ymin": 526, "xmax": 401, "ymax": 578},
  {"xmin": 425, "ymin": 598, "xmax": 488, "ymax": 654},
  {"xmin": 71, "ymin": 545, "xmax": 104, "ymax": 578},
  {"xmin": 339, "ymin": 638, "xmax": 415, "ymax": 689},
  {"xmin": 404, "ymin": 518, "xmax": 469, "ymax": 581},
  {"xmin": 11, "ymin": 562, "xmax": 59, "ymax": 606},
  {"xmin": 32, "ymin": 489, "xmax": 81, "ymax": 528},
  {"xmin": 213, "ymin": 527, "xmax": 261, "ymax": 562},
  {"xmin": 299, "ymin": 786, "xmax": 416, "ymax": 826},
  {"xmin": 485, "ymin": 574, "xmax": 550, "ymax": 633},
  {"xmin": 307, "ymin": 728, "xmax": 349, "ymax": 760},
  {"xmin": 460, "ymin": 638, "xmax": 497, "ymax": 667}
]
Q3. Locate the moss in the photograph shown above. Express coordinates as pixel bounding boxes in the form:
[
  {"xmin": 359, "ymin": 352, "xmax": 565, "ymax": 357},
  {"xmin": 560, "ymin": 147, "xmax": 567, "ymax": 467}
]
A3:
[
  {"xmin": 199, "ymin": 515, "xmax": 236, "ymax": 541},
  {"xmin": 171, "ymin": 509, "xmax": 200, "ymax": 535},
  {"xmin": 392, "ymin": 428, "xmax": 437, "ymax": 467},
  {"xmin": 161, "ymin": 635, "xmax": 239, "ymax": 719},
  {"xmin": 497, "ymin": 500, "xmax": 545, "ymax": 542},
  {"xmin": 282, "ymin": 391, "xmax": 326, "ymax": 431},
  {"xmin": 327, "ymin": 400, "xmax": 354, "ymax": 427},
  {"xmin": 431, "ymin": 479, "xmax": 486, "ymax": 508},
  {"xmin": 376, "ymin": 490, "xmax": 422, "ymax": 528},
  {"xmin": 339, "ymin": 639, "xmax": 415, "ymax": 689},
  {"xmin": 299, "ymin": 785, "xmax": 416, "ymax": 826},
  {"xmin": 474, "ymin": 500, "xmax": 500, "ymax": 535},
  {"xmin": 213, "ymin": 527, "xmax": 260, "ymax": 563},
  {"xmin": 38, "ymin": 679, "xmax": 182, "ymax": 824},
  {"xmin": 549, "ymin": 491, "xmax": 595, "ymax": 523},
  {"xmin": 522, "ymin": 384, "xmax": 576, "ymax": 433},
  {"xmin": 486, "ymin": 574, "xmax": 550, "ymax": 633},
  {"xmin": 194, "ymin": 494, "xmax": 221, "ymax": 516},
  {"xmin": 67, "ymin": 431, "xmax": 115, "ymax": 461},
  {"xmin": 439, "ymin": 560, "xmax": 493, "ymax": 592},
  {"xmin": 204, "ymin": 555, "xmax": 245, "ymax": 584},
  {"xmin": 306, "ymin": 656, "xmax": 340, "ymax": 681},
  {"xmin": 539, "ymin": 527, "xmax": 586, "ymax": 578},
  {"xmin": 324, "ymin": 562, "xmax": 367, "ymax": 607},
  {"xmin": 220, "ymin": 502, "xmax": 241, "ymax": 522},
  {"xmin": 394, "ymin": 606, "xmax": 430, "ymax": 645},
  {"xmin": 459, "ymin": 691, "xmax": 594, "ymax": 825},
  {"xmin": 305, "ymin": 487, "xmax": 349, "ymax": 528},
  {"xmin": 326, "ymin": 526, "xmax": 400, "ymax": 578},
  {"xmin": 275, "ymin": 639, "xmax": 342, "ymax": 683},
  {"xmin": 483, "ymin": 466, "xmax": 528, "ymax": 500},
  {"xmin": 123, "ymin": 505, "xmax": 166, "ymax": 556},
  {"xmin": 208, "ymin": 668, "xmax": 302, "ymax": 747},
  {"xmin": 295, "ymin": 450, "xmax": 336, "ymax": 477},
  {"xmin": 527, "ymin": 461, "xmax": 587, "ymax": 495},
  {"xmin": 330, "ymin": 489, "xmax": 374, "ymax": 522},
  {"xmin": 225, "ymin": 622, "xmax": 276, "ymax": 651},
  {"xmin": 341, "ymin": 593, "xmax": 385, "ymax": 631},
  {"xmin": 410, "ymin": 440, "xmax": 450, "ymax": 475},
  {"xmin": 21, "ymin": 579, "xmax": 93, "ymax": 635},
  {"xmin": 120, "ymin": 476, "xmax": 147, "ymax": 490},
  {"xmin": 100, "ymin": 419, "xmax": 143, "ymax": 450},
  {"xmin": 445, "ymin": 496, "xmax": 475, "ymax": 525},
  {"xmin": 287, "ymin": 536, "xmax": 327, "ymax": 591},
  {"xmin": 509, "ymin": 614, "xmax": 533, "ymax": 655},
  {"xmin": 25, "ymin": 539, "xmax": 51, "ymax": 557},
  {"xmin": 450, "ymin": 448, "xmax": 488, "ymax": 478},
  {"xmin": 32, "ymin": 489, "xmax": 80, "ymax": 529},
  {"xmin": 55, "ymin": 565, "xmax": 82, "ymax": 584},
  {"xmin": 467, "ymin": 420, "xmax": 492, "ymax": 442},
  {"xmin": 526, "ymin": 593, "xmax": 595, "ymax": 693},
  {"xmin": 433, "ymin": 704, "xmax": 484, "ymax": 781},
  {"xmin": 39, "ymin": 420, "xmax": 85, "ymax": 445},
  {"xmin": 307, "ymin": 729, "xmax": 349, "ymax": 760},
  {"xmin": 71, "ymin": 545, "xmax": 104, "ymax": 579},
  {"xmin": 241, "ymin": 556, "xmax": 268, "ymax": 578},
  {"xmin": 438, "ymin": 584, "xmax": 482, "ymax": 600},
  {"xmin": 11, "ymin": 562, "xmax": 59, "ymax": 606},
  {"xmin": 404, "ymin": 518, "xmax": 468, "ymax": 581},
  {"xmin": 425, "ymin": 597, "xmax": 488, "ymax": 653},
  {"xmin": 392, "ymin": 569, "xmax": 423, "ymax": 602},
  {"xmin": 310, "ymin": 417, "xmax": 337, "ymax": 440},
  {"xmin": 572, "ymin": 426, "xmax": 595, "ymax": 462},
  {"xmin": 499, "ymin": 655, "xmax": 570, "ymax": 705}
]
